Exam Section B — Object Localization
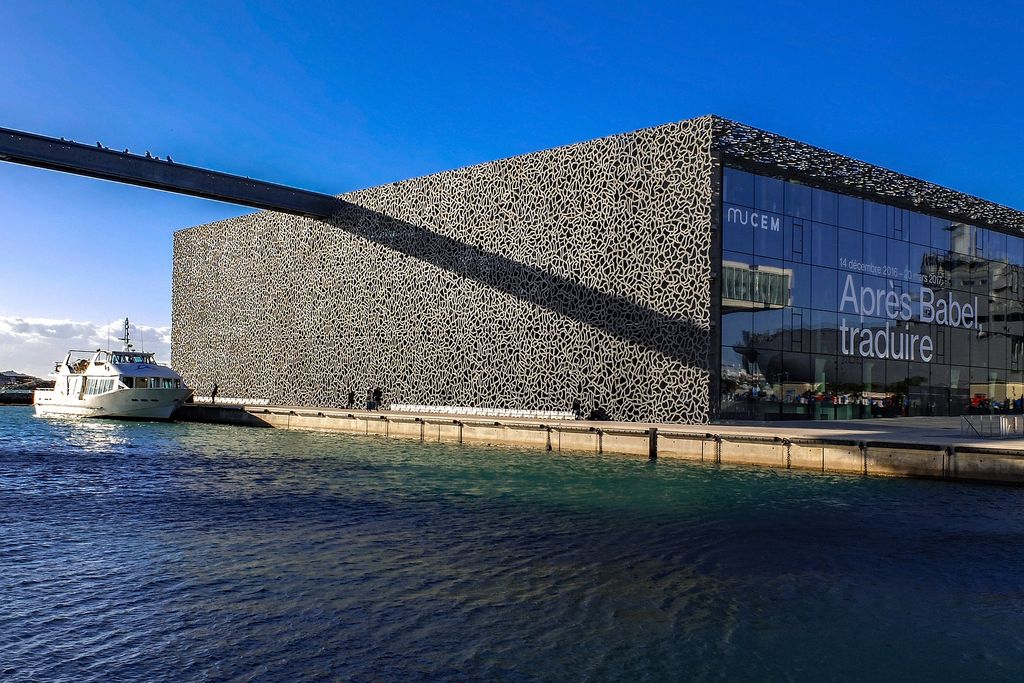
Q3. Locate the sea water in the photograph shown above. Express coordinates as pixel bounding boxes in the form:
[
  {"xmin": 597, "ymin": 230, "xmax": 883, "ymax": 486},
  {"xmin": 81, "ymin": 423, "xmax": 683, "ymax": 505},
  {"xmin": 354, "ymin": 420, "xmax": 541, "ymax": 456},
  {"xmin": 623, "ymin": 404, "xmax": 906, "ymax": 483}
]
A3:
[{"xmin": 2, "ymin": 405, "xmax": 1023, "ymax": 681}]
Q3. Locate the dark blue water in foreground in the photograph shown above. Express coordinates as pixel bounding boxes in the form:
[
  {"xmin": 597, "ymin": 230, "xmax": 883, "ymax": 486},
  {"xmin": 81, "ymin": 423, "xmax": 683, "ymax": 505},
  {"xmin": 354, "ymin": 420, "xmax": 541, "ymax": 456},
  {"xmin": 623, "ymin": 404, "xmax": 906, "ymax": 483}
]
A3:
[{"xmin": 2, "ymin": 406, "xmax": 1024, "ymax": 681}]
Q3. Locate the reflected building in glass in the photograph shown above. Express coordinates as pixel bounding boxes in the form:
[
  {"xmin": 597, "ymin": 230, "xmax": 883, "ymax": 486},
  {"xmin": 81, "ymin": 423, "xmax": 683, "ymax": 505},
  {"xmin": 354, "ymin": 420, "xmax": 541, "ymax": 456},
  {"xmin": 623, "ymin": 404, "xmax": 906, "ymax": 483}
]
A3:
[{"xmin": 719, "ymin": 166, "xmax": 1024, "ymax": 420}]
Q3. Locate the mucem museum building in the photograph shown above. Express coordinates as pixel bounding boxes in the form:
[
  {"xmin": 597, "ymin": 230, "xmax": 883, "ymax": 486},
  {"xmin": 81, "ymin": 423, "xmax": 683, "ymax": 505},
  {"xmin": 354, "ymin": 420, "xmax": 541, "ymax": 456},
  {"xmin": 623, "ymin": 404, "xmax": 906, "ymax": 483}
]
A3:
[{"xmin": 172, "ymin": 115, "xmax": 1024, "ymax": 423}]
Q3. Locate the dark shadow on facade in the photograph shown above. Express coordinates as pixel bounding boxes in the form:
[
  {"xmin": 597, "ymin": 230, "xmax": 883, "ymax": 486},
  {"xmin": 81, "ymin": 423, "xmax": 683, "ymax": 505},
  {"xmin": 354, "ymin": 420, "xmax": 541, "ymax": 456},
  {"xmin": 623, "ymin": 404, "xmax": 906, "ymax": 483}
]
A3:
[{"xmin": 321, "ymin": 203, "xmax": 711, "ymax": 369}]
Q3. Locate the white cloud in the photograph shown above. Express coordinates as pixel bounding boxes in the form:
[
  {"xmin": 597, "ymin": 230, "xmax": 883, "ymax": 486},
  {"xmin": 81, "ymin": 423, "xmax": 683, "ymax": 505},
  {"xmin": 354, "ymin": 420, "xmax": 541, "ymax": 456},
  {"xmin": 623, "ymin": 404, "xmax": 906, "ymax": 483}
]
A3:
[{"xmin": 0, "ymin": 317, "xmax": 171, "ymax": 378}]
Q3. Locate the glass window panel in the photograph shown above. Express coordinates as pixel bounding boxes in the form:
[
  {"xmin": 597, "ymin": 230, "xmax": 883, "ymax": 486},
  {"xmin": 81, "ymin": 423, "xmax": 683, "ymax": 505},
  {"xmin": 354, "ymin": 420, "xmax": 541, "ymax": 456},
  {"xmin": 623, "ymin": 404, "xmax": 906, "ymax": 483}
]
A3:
[
  {"xmin": 862, "ymin": 357, "xmax": 884, "ymax": 394},
  {"xmin": 753, "ymin": 212, "xmax": 784, "ymax": 258},
  {"xmin": 931, "ymin": 217, "xmax": 952, "ymax": 252},
  {"xmin": 950, "ymin": 223, "xmax": 972, "ymax": 255},
  {"xmin": 908, "ymin": 243, "xmax": 929, "ymax": 282},
  {"xmin": 863, "ymin": 233, "xmax": 887, "ymax": 270},
  {"xmin": 754, "ymin": 348, "xmax": 784, "ymax": 391},
  {"xmin": 945, "ymin": 255, "xmax": 970, "ymax": 294},
  {"xmin": 856, "ymin": 275, "xmax": 886, "ymax": 318},
  {"xmin": 863, "ymin": 200, "xmax": 887, "ymax": 236},
  {"xmin": 887, "ymin": 239, "xmax": 910, "ymax": 280},
  {"xmin": 812, "ymin": 355, "xmax": 837, "ymax": 394},
  {"xmin": 968, "ymin": 261, "xmax": 990, "ymax": 297},
  {"xmin": 970, "ymin": 366, "xmax": 994, "ymax": 411},
  {"xmin": 745, "ymin": 256, "xmax": 787, "ymax": 307},
  {"xmin": 837, "ymin": 355, "xmax": 864, "ymax": 392},
  {"xmin": 928, "ymin": 326, "xmax": 946, "ymax": 364},
  {"xmin": 892, "ymin": 208, "xmax": 909, "ymax": 241},
  {"xmin": 783, "ymin": 352, "xmax": 812, "ymax": 388},
  {"xmin": 723, "ymin": 168, "xmax": 754, "ymax": 206},
  {"xmin": 754, "ymin": 175, "xmax": 784, "ymax": 214},
  {"xmin": 785, "ymin": 307, "xmax": 810, "ymax": 353},
  {"xmin": 721, "ymin": 310, "xmax": 752, "ymax": 350},
  {"xmin": 906, "ymin": 361, "xmax": 930, "ymax": 416},
  {"xmin": 996, "ymin": 293, "xmax": 1016, "ymax": 326},
  {"xmin": 838, "ymin": 228, "xmax": 863, "ymax": 268},
  {"xmin": 926, "ymin": 366, "xmax": 950, "ymax": 416},
  {"xmin": 1009, "ymin": 371, "xmax": 1024, "ymax": 410},
  {"xmin": 722, "ymin": 251, "xmax": 756, "ymax": 309},
  {"xmin": 846, "ymin": 315, "xmax": 886, "ymax": 358},
  {"xmin": 988, "ymin": 230, "xmax": 1008, "ymax": 263},
  {"xmin": 721, "ymin": 343, "xmax": 746, "ymax": 374},
  {"xmin": 719, "ymin": 361, "xmax": 745, "ymax": 415},
  {"xmin": 835, "ymin": 268, "xmax": 860, "ymax": 309},
  {"xmin": 723, "ymin": 249, "xmax": 752, "ymax": 266},
  {"xmin": 990, "ymin": 333, "xmax": 1009, "ymax": 370},
  {"xmin": 948, "ymin": 327, "xmax": 972, "ymax": 365},
  {"xmin": 990, "ymin": 266, "xmax": 1011, "ymax": 299},
  {"xmin": 908, "ymin": 212, "xmax": 931, "ymax": 245},
  {"xmin": 754, "ymin": 253, "xmax": 786, "ymax": 269},
  {"xmin": 784, "ymin": 182, "xmax": 812, "ymax": 218},
  {"xmin": 837, "ymin": 194, "xmax": 863, "ymax": 230},
  {"xmin": 885, "ymin": 359, "xmax": 909, "ymax": 404},
  {"xmin": 723, "ymin": 203, "xmax": 754, "ymax": 254},
  {"xmin": 909, "ymin": 242, "xmax": 933, "ymax": 278},
  {"xmin": 836, "ymin": 270, "xmax": 860, "ymax": 317},
  {"xmin": 922, "ymin": 251, "xmax": 952, "ymax": 290},
  {"xmin": 970, "ymin": 327, "xmax": 989, "ymax": 369},
  {"xmin": 1008, "ymin": 236, "xmax": 1024, "ymax": 267},
  {"xmin": 973, "ymin": 226, "xmax": 986, "ymax": 259},
  {"xmin": 809, "ymin": 223, "xmax": 838, "ymax": 269},
  {"xmin": 751, "ymin": 309, "xmax": 784, "ymax": 351},
  {"xmin": 946, "ymin": 365, "xmax": 970, "ymax": 415},
  {"xmin": 809, "ymin": 309, "xmax": 838, "ymax": 354},
  {"xmin": 990, "ymin": 368, "xmax": 1010, "ymax": 411},
  {"xmin": 784, "ymin": 218, "xmax": 807, "ymax": 263},
  {"xmin": 788, "ymin": 263, "xmax": 811, "ymax": 309},
  {"xmin": 812, "ymin": 188, "xmax": 838, "ymax": 225},
  {"xmin": 811, "ymin": 266, "xmax": 837, "ymax": 311}
]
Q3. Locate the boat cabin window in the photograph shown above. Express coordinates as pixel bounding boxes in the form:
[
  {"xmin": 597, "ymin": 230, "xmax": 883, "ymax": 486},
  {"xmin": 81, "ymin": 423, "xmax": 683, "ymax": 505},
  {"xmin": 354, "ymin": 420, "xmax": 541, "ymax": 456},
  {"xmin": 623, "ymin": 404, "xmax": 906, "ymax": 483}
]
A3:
[
  {"xmin": 112, "ymin": 353, "xmax": 155, "ymax": 364},
  {"xmin": 127, "ymin": 377, "xmax": 179, "ymax": 389},
  {"xmin": 85, "ymin": 378, "xmax": 116, "ymax": 395}
]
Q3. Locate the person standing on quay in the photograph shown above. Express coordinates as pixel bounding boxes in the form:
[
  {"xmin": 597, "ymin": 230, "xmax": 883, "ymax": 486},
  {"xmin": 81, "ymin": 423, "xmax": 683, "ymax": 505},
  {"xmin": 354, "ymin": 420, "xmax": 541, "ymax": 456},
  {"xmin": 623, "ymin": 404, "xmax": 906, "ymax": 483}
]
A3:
[
  {"xmin": 373, "ymin": 387, "xmax": 384, "ymax": 410},
  {"xmin": 346, "ymin": 391, "xmax": 355, "ymax": 409},
  {"xmin": 210, "ymin": 383, "xmax": 219, "ymax": 405},
  {"xmin": 365, "ymin": 388, "xmax": 374, "ymax": 410}
]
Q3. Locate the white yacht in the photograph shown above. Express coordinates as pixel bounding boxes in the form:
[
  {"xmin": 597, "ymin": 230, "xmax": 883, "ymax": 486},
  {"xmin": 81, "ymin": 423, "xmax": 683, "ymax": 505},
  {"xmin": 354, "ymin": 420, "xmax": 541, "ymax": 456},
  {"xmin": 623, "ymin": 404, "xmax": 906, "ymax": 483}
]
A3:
[{"xmin": 33, "ymin": 319, "xmax": 192, "ymax": 420}]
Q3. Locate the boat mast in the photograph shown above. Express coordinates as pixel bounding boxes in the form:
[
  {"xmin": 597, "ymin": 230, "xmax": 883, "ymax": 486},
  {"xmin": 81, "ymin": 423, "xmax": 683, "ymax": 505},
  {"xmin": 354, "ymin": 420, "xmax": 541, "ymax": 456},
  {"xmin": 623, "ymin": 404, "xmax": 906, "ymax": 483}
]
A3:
[{"xmin": 117, "ymin": 317, "xmax": 133, "ymax": 352}]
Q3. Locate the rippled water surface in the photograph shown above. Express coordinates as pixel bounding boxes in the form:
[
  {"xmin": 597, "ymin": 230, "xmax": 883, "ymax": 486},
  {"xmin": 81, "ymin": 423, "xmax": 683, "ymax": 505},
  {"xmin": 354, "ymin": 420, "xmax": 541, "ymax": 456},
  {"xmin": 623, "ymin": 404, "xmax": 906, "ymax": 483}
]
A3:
[{"xmin": 3, "ymin": 406, "xmax": 1024, "ymax": 681}]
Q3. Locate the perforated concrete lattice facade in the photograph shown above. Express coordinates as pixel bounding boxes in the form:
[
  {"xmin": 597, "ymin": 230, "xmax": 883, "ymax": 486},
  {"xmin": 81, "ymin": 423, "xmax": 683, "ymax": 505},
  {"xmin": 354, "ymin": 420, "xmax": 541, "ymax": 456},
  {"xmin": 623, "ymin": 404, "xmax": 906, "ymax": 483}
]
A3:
[{"xmin": 172, "ymin": 115, "xmax": 1024, "ymax": 423}]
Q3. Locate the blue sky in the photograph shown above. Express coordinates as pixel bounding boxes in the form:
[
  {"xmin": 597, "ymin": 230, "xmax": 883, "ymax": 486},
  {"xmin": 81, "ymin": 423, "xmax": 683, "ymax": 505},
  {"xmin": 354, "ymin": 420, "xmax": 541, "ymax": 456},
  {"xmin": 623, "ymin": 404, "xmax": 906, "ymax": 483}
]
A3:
[{"xmin": 2, "ymin": 0, "xmax": 1023, "ymax": 374}]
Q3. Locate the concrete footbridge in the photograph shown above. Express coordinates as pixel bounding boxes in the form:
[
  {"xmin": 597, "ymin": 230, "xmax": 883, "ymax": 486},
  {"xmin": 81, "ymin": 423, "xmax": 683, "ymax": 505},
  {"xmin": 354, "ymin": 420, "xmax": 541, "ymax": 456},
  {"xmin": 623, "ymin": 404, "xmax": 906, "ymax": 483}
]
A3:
[{"xmin": 0, "ymin": 126, "xmax": 343, "ymax": 218}]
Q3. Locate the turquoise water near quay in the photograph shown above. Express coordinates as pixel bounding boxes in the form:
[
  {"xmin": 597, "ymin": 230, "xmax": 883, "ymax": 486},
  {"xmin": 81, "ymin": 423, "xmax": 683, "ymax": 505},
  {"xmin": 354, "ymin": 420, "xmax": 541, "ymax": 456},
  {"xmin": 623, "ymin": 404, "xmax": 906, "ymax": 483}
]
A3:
[{"xmin": 2, "ymin": 404, "xmax": 1023, "ymax": 681}]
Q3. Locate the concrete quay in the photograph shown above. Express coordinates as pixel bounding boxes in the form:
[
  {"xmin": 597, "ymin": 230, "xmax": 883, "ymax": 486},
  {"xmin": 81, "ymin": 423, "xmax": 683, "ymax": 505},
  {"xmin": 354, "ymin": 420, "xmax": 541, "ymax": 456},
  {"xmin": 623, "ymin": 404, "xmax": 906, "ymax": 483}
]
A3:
[{"xmin": 174, "ymin": 404, "xmax": 1024, "ymax": 485}]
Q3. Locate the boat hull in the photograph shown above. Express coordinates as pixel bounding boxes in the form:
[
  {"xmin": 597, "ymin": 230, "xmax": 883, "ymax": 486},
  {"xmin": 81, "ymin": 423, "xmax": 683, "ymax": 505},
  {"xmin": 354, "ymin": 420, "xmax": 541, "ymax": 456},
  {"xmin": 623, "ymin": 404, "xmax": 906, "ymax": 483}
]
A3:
[{"xmin": 34, "ymin": 388, "xmax": 193, "ymax": 420}]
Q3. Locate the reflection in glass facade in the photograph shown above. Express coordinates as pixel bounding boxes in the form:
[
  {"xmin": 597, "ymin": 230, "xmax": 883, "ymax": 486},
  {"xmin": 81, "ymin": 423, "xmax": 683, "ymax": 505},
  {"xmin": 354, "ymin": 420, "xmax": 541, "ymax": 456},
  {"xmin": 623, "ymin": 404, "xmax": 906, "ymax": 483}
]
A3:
[{"xmin": 721, "ymin": 167, "xmax": 1024, "ymax": 420}]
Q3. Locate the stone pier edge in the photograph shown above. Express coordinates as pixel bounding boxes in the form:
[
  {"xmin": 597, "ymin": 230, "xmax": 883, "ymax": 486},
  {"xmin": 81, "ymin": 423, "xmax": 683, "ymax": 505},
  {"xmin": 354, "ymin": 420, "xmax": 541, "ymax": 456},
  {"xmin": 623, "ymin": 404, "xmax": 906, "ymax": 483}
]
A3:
[{"xmin": 174, "ymin": 404, "xmax": 1024, "ymax": 486}]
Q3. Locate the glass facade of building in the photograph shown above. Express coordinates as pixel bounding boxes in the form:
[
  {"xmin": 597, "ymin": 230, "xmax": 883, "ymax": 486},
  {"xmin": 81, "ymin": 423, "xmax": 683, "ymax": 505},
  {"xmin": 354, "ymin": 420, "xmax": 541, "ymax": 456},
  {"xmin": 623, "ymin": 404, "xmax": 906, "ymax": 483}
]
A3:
[{"xmin": 720, "ymin": 167, "xmax": 1024, "ymax": 420}]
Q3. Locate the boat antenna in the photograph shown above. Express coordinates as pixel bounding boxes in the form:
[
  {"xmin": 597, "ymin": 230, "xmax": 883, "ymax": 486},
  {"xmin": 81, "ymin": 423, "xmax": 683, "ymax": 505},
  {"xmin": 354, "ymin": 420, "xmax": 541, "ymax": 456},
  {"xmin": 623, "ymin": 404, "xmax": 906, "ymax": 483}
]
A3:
[{"xmin": 117, "ymin": 317, "xmax": 133, "ymax": 352}]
